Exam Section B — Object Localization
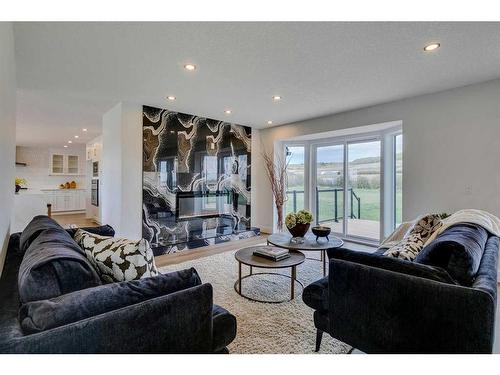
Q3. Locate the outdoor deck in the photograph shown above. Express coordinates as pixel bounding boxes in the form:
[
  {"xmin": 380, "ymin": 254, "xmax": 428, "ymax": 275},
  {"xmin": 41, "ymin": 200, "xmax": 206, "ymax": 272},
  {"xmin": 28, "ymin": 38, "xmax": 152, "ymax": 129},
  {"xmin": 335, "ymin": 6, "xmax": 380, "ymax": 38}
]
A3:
[{"xmin": 320, "ymin": 218, "xmax": 380, "ymax": 241}]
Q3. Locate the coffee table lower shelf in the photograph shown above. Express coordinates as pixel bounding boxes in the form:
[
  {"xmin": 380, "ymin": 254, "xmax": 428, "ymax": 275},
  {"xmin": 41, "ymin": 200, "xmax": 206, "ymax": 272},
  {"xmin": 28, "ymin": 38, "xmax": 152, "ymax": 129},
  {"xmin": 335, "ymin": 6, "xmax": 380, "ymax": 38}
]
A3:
[
  {"xmin": 234, "ymin": 269, "xmax": 304, "ymax": 304},
  {"xmin": 234, "ymin": 246, "xmax": 306, "ymax": 304}
]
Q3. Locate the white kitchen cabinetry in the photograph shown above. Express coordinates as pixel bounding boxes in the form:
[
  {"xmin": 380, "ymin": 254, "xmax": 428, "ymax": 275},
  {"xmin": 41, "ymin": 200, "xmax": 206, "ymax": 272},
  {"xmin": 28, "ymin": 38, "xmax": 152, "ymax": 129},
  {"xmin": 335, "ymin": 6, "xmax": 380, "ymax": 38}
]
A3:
[
  {"xmin": 50, "ymin": 153, "xmax": 81, "ymax": 175},
  {"xmin": 42, "ymin": 189, "xmax": 86, "ymax": 212}
]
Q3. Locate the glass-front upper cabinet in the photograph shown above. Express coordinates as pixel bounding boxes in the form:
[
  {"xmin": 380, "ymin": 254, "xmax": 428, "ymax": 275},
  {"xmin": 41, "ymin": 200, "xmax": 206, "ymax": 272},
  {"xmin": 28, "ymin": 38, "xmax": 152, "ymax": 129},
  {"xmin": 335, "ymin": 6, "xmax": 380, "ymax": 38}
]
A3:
[
  {"xmin": 51, "ymin": 154, "xmax": 64, "ymax": 174},
  {"xmin": 67, "ymin": 155, "xmax": 79, "ymax": 174},
  {"xmin": 50, "ymin": 153, "xmax": 80, "ymax": 175}
]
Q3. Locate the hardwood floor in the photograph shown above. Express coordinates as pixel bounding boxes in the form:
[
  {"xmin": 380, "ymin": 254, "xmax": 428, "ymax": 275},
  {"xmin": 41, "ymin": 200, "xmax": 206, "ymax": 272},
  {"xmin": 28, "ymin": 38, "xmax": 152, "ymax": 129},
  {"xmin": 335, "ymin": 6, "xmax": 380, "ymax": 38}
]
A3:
[
  {"xmin": 155, "ymin": 234, "xmax": 269, "ymax": 267},
  {"xmin": 52, "ymin": 213, "xmax": 99, "ymax": 228}
]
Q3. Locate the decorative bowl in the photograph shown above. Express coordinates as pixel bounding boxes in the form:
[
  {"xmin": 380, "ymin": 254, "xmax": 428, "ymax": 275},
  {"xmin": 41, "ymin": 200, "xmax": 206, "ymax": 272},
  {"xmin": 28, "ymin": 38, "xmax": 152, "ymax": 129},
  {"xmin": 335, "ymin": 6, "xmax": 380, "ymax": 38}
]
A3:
[
  {"xmin": 287, "ymin": 223, "xmax": 310, "ymax": 238},
  {"xmin": 311, "ymin": 226, "xmax": 331, "ymax": 241}
]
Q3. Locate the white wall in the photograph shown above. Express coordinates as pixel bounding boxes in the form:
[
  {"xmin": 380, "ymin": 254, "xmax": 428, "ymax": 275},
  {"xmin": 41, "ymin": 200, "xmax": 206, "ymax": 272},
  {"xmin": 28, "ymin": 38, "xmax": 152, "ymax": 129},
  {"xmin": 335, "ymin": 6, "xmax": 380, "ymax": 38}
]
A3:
[
  {"xmin": 0, "ymin": 23, "xmax": 17, "ymax": 276},
  {"xmin": 101, "ymin": 103, "xmax": 123, "ymax": 234},
  {"xmin": 254, "ymin": 79, "xmax": 500, "ymax": 233},
  {"xmin": 101, "ymin": 102, "xmax": 142, "ymax": 239},
  {"xmin": 15, "ymin": 145, "xmax": 86, "ymax": 190},
  {"xmin": 120, "ymin": 102, "xmax": 143, "ymax": 239}
]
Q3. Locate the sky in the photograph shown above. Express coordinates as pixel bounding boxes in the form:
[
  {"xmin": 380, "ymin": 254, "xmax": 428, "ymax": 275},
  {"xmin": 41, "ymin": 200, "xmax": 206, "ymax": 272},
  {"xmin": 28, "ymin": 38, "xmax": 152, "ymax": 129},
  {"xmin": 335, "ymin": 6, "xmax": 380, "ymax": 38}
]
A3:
[{"xmin": 287, "ymin": 140, "xmax": 384, "ymax": 165}]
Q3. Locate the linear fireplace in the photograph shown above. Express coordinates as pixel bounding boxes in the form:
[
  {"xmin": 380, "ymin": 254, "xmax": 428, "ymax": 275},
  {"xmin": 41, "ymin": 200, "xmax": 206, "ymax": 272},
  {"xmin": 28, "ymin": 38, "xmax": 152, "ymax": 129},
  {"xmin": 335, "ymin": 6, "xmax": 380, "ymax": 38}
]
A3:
[{"xmin": 176, "ymin": 190, "xmax": 231, "ymax": 220}]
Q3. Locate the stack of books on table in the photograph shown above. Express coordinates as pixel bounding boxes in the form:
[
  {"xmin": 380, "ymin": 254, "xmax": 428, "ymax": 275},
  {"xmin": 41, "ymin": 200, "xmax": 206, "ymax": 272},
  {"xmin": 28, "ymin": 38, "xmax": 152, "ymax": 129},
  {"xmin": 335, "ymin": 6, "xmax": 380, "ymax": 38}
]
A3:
[{"xmin": 253, "ymin": 246, "xmax": 290, "ymax": 261}]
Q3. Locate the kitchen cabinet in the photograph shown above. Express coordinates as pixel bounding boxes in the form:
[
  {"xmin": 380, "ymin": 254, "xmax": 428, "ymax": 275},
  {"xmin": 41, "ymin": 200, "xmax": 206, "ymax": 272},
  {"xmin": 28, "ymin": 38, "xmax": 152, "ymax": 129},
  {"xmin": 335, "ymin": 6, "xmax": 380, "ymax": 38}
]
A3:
[
  {"xmin": 50, "ymin": 153, "xmax": 81, "ymax": 175},
  {"xmin": 86, "ymin": 143, "xmax": 101, "ymax": 162},
  {"xmin": 42, "ymin": 189, "xmax": 86, "ymax": 212}
]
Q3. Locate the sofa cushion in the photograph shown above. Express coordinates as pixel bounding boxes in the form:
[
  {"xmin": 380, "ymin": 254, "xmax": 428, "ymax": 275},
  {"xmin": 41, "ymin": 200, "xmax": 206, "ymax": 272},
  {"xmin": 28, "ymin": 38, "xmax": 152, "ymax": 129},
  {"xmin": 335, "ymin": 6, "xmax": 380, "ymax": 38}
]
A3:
[
  {"xmin": 74, "ymin": 229, "xmax": 158, "ymax": 283},
  {"xmin": 328, "ymin": 248, "xmax": 457, "ymax": 284},
  {"xmin": 19, "ymin": 267, "xmax": 201, "ymax": 334},
  {"xmin": 383, "ymin": 214, "xmax": 443, "ymax": 261},
  {"xmin": 302, "ymin": 276, "xmax": 329, "ymax": 312},
  {"xmin": 66, "ymin": 224, "xmax": 115, "ymax": 239},
  {"xmin": 415, "ymin": 223, "xmax": 488, "ymax": 286},
  {"xmin": 18, "ymin": 228, "xmax": 102, "ymax": 303},
  {"xmin": 19, "ymin": 215, "xmax": 64, "ymax": 255},
  {"xmin": 212, "ymin": 304, "xmax": 237, "ymax": 352}
]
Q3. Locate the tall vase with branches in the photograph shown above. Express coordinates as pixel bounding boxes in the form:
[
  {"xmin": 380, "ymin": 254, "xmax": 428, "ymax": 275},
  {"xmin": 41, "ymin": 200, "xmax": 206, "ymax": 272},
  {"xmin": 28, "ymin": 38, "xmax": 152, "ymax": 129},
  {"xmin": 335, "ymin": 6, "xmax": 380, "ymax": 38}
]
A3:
[{"xmin": 262, "ymin": 148, "xmax": 289, "ymax": 232}]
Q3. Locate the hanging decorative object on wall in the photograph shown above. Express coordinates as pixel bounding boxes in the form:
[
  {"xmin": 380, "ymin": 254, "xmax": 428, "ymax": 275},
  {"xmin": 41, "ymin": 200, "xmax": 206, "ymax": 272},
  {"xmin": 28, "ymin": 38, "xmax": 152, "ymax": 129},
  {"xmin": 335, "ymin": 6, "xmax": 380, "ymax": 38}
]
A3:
[{"xmin": 142, "ymin": 105, "xmax": 259, "ymax": 256}]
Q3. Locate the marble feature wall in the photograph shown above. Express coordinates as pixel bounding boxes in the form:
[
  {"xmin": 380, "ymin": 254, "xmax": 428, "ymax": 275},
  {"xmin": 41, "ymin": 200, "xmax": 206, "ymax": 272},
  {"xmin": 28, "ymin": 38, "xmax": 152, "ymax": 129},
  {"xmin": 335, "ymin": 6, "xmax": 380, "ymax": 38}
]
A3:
[{"xmin": 142, "ymin": 105, "xmax": 257, "ymax": 255}]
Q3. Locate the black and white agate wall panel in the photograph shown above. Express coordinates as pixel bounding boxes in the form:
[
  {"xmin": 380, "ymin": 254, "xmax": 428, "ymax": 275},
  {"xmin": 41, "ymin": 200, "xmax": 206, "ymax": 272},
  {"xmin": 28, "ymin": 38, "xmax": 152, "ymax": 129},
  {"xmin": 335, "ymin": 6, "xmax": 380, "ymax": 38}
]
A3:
[{"xmin": 142, "ymin": 105, "xmax": 258, "ymax": 255}]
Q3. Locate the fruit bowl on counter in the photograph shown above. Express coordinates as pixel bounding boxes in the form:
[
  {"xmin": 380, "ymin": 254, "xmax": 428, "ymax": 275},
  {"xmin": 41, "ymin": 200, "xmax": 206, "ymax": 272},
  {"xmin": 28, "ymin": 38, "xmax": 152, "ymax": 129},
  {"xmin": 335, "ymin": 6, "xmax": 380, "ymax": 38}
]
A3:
[{"xmin": 59, "ymin": 181, "xmax": 77, "ymax": 189}]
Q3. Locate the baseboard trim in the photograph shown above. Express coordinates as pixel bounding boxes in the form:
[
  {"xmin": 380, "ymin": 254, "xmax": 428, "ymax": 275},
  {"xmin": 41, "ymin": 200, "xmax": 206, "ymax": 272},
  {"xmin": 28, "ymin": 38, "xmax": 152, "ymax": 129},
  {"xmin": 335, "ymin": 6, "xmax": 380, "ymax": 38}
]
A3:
[{"xmin": 52, "ymin": 210, "xmax": 86, "ymax": 216}]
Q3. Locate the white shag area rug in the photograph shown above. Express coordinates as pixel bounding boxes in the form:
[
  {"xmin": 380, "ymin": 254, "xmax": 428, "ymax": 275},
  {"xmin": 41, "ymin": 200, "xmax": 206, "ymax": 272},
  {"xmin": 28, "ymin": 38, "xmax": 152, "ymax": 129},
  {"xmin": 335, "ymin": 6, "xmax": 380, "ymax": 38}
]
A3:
[{"xmin": 159, "ymin": 248, "xmax": 352, "ymax": 354}]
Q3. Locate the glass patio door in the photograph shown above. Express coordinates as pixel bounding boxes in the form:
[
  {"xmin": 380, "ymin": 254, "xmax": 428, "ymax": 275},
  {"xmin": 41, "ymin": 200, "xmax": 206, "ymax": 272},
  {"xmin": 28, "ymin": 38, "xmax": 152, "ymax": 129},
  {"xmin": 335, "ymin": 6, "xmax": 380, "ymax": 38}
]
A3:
[
  {"xmin": 312, "ymin": 139, "xmax": 382, "ymax": 241},
  {"xmin": 346, "ymin": 140, "xmax": 381, "ymax": 240},
  {"xmin": 314, "ymin": 144, "xmax": 344, "ymax": 234}
]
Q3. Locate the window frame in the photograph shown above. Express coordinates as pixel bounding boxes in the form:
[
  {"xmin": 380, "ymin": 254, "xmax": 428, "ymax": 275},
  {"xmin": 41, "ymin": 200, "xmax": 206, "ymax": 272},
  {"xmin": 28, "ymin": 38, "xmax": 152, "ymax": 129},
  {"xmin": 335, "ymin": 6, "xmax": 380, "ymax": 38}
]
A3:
[
  {"xmin": 393, "ymin": 133, "xmax": 403, "ymax": 229},
  {"xmin": 280, "ymin": 123, "xmax": 402, "ymax": 245}
]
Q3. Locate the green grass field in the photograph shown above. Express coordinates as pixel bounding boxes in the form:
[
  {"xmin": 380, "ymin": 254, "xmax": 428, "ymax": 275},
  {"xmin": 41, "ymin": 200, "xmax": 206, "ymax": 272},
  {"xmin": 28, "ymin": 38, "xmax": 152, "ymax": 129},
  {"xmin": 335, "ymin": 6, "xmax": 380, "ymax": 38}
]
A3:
[{"xmin": 285, "ymin": 187, "xmax": 402, "ymax": 223}]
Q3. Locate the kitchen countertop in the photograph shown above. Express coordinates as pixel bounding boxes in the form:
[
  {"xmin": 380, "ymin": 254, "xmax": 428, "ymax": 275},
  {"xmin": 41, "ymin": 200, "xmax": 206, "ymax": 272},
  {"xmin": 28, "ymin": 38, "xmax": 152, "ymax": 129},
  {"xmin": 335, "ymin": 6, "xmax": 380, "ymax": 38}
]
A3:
[
  {"xmin": 15, "ymin": 189, "xmax": 45, "ymax": 195},
  {"xmin": 40, "ymin": 188, "xmax": 86, "ymax": 191}
]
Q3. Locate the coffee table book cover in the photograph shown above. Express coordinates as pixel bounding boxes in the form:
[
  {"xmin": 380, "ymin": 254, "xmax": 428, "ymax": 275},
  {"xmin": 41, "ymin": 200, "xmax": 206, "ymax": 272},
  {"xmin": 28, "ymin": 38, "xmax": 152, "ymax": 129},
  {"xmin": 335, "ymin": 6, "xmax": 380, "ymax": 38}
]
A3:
[{"xmin": 253, "ymin": 246, "xmax": 290, "ymax": 261}]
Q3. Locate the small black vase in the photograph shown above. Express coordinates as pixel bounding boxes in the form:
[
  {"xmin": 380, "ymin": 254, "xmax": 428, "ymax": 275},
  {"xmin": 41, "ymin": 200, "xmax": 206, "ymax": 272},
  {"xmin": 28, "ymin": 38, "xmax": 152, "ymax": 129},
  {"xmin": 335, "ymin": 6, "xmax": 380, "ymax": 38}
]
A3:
[{"xmin": 15, "ymin": 184, "xmax": 21, "ymax": 193}]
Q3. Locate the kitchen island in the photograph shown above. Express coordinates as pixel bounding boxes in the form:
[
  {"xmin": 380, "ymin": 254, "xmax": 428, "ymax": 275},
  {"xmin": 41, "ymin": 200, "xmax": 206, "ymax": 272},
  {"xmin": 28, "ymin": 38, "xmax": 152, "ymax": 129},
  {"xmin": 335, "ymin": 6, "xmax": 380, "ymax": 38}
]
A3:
[{"xmin": 11, "ymin": 189, "xmax": 48, "ymax": 232}]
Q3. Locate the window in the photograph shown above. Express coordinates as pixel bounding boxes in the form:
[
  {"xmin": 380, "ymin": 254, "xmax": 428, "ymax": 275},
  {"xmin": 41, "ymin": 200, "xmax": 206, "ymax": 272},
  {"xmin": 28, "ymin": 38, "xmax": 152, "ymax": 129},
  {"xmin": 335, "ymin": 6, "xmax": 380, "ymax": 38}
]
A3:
[
  {"xmin": 347, "ymin": 140, "xmax": 381, "ymax": 241},
  {"xmin": 394, "ymin": 134, "xmax": 403, "ymax": 227},
  {"xmin": 283, "ymin": 124, "xmax": 402, "ymax": 243},
  {"xmin": 315, "ymin": 144, "xmax": 344, "ymax": 234},
  {"xmin": 285, "ymin": 146, "xmax": 306, "ymax": 215}
]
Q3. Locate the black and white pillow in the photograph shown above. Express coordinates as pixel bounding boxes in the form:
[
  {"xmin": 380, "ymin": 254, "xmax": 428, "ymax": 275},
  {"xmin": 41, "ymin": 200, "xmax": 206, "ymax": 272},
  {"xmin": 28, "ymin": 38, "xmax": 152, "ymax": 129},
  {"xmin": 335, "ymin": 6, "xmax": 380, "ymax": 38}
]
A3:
[
  {"xmin": 74, "ymin": 229, "xmax": 158, "ymax": 283},
  {"xmin": 383, "ymin": 214, "xmax": 443, "ymax": 261}
]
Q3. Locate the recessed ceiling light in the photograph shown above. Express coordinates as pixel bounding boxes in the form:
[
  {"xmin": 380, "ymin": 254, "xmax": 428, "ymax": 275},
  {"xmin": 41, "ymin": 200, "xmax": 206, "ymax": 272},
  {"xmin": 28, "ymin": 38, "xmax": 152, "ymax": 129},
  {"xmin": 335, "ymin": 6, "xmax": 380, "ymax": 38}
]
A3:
[
  {"xmin": 267, "ymin": 120, "xmax": 273, "ymax": 125},
  {"xmin": 74, "ymin": 135, "xmax": 79, "ymax": 138},
  {"xmin": 64, "ymin": 145, "xmax": 68, "ymax": 148},
  {"xmin": 424, "ymin": 43, "xmax": 440, "ymax": 52},
  {"xmin": 184, "ymin": 63, "xmax": 196, "ymax": 71},
  {"xmin": 167, "ymin": 96, "xmax": 176, "ymax": 101},
  {"xmin": 68, "ymin": 140, "xmax": 72, "ymax": 144},
  {"xmin": 82, "ymin": 128, "xmax": 87, "ymax": 132},
  {"xmin": 224, "ymin": 110, "xmax": 232, "ymax": 115},
  {"xmin": 272, "ymin": 95, "xmax": 281, "ymax": 101}
]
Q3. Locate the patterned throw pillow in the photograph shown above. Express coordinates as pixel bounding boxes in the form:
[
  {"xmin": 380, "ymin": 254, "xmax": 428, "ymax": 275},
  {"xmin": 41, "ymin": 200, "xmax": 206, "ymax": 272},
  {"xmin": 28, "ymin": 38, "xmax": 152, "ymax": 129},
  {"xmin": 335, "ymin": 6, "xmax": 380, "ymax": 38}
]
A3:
[
  {"xmin": 383, "ymin": 214, "xmax": 443, "ymax": 261},
  {"xmin": 74, "ymin": 229, "xmax": 158, "ymax": 283}
]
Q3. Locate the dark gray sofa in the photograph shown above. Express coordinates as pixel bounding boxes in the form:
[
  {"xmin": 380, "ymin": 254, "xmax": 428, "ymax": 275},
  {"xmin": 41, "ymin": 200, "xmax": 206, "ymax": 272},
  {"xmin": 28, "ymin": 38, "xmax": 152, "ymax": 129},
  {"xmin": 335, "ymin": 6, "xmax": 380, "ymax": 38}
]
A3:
[
  {"xmin": 303, "ymin": 223, "xmax": 499, "ymax": 353},
  {"xmin": 0, "ymin": 216, "xmax": 236, "ymax": 353}
]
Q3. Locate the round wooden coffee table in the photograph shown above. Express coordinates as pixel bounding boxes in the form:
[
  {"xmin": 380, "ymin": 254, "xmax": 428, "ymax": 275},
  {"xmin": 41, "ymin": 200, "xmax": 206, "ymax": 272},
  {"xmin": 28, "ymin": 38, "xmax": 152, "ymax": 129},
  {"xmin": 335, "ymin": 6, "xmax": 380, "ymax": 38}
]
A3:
[
  {"xmin": 234, "ymin": 246, "xmax": 305, "ymax": 303},
  {"xmin": 267, "ymin": 233, "xmax": 343, "ymax": 276}
]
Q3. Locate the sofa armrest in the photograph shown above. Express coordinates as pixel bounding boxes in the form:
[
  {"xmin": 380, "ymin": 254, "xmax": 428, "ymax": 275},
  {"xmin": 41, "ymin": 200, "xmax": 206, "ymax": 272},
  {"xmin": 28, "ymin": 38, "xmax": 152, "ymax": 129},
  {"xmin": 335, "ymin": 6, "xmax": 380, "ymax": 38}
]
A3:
[
  {"xmin": 2, "ymin": 284, "xmax": 214, "ymax": 353},
  {"xmin": 329, "ymin": 258, "xmax": 496, "ymax": 353}
]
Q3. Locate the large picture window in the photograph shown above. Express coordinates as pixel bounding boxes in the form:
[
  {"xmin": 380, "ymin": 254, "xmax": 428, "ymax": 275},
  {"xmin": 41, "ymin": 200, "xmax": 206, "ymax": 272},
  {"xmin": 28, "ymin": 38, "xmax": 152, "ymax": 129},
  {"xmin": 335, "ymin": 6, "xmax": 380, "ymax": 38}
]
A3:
[
  {"xmin": 285, "ymin": 146, "xmax": 306, "ymax": 215},
  {"xmin": 283, "ymin": 124, "xmax": 402, "ymax": 243}
]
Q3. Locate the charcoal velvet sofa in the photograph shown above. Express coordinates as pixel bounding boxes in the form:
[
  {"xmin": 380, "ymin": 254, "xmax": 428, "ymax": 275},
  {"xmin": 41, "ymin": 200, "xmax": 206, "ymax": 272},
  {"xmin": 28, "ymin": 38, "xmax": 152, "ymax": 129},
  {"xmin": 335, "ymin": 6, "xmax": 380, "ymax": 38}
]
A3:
[
  {"xmin": 303, "ymin": 223, "xmax": 499, "ymax": 353},
  {"xmin": 0, "ymin": 215, "xmax": 236, "ymax": 353}
]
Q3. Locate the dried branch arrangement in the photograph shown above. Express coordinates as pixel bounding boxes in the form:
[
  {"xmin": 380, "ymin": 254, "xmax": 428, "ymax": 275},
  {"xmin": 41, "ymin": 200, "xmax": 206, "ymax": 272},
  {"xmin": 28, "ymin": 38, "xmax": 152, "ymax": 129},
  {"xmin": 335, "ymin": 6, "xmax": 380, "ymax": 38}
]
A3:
[{"xmin": 261, "ymin": 147, "xmax": 289, "ymax": 231}]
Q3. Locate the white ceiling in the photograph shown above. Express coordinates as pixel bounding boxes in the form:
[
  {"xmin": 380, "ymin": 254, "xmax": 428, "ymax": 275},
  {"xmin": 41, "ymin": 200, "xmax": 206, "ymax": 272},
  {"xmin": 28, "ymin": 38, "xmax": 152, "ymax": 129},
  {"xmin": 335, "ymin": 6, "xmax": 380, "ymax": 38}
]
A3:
[{"xmin": 13, "ymin": 22, "xmax": 500, "ymax": 147}]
